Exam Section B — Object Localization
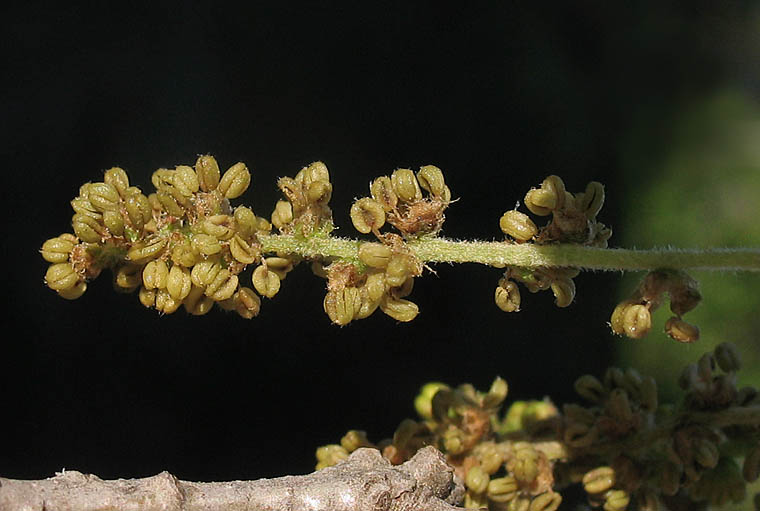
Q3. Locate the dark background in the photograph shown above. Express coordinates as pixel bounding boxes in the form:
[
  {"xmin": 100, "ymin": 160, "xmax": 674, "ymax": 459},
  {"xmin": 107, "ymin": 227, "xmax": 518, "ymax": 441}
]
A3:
[{"xmin": 3, "ymin": 1, "xmax": 757, "ymax": 485}]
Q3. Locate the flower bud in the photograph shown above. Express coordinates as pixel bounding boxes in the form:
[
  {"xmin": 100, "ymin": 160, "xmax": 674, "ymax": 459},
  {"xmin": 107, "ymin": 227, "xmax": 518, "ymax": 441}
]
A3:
[
  {"xmin": 358, "ymin": 242, "xmax": 392, "ymax": 268},
  {"xmin": 191, "ymin": 260, "xmax": 221, "ymax": 287},
  {"xmin": 487, "ymin": 476, "xmax": 519, "ymax": 503},
  {"xmin": 191, "ymin": 233, "xmax": 222, "ymax": 256},
  {"xmin": 72, "ymin": 213, "xmax": 104, "ymax": 243},
  {"xmin": 465, "ymin": 466, "xmax": 489, "ymax": 494},
  {"xmin": 306, "ymin": 179, "xmax": 332, "ymax": 204},
  {"xmin": 271, "ymin": 200, "xmax": 294, "ymax": 230},
  {"xmin": 323, "ymin": 287, "xmax": 362, "ymax": 325},
  {"xmin": 205, "ymin": 269, "xmax": 238, "ymax": 301},
  {"xmin": 529, "ymin": 492, "xmax": 562, "ymax": 511}
]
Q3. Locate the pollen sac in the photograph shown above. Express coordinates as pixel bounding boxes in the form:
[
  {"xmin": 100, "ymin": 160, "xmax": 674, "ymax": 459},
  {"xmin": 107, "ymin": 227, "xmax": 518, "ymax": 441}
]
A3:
[
  {"xmin": 499, "ymin": 210, "xmax": 538, "ymax": 241},
  {"xmin": 350, "ymin": 198, "xmax": 386, "ymax": 234}
]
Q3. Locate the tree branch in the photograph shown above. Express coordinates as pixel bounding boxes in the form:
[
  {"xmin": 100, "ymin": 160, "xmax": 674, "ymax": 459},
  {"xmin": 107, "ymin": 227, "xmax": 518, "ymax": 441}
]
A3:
[{"xmin": 0, "ymin": 446, "xmax": 470, "ymax": 511}]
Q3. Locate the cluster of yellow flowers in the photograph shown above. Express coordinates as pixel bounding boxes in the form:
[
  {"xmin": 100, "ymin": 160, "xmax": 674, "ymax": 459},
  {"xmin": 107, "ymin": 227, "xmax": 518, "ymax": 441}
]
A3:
[
  {"xmin": 317, "ymin": 342, "xmax": 760, "ymax": 510},
  {"xmin": 495, "ymin": 175, "xmax": 611, "ymax": 314},
  {"xmin": 41, "ymin": 156, "xmax": 274, "ymax": 318},
  {"xmin": 319, "ymin": 166, "xmax": 452, "ymax": 325}
]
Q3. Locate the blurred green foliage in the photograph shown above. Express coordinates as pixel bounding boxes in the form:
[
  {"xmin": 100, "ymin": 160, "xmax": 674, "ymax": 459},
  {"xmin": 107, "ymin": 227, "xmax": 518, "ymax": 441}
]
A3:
[{"xmin": 616, "ymin": 90, "xmax": 760, "ymax": 402}]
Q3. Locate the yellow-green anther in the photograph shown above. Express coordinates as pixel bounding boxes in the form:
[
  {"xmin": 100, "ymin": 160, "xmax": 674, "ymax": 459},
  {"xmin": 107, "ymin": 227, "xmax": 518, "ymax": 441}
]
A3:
[
  {"xmin": 127, "ymin": 237, "xmax": 167, "ymax": 264},
  {"xmin": 306, "ymin": 179, "xmax": 332, "ymax": 204},
  {"xmin": 218, "ymin": 162, "xmax": 251, "ymax": 199},
  {"xmin": 191, "ymin": 260, "xmax": 221, "ymax": 287},
  {"xmin": 263, "ymin": 257, "xmax": 294, "ymax": 280},
  {"xmin": 204, "ymin": 269, "xmax": 238, "ymax": 301},
  {"xmin": 233, "ymin": 206, "xmax": 257, "ymax": 238},
  {"xmin": 167, "ymin": 265, "xmax": 192, "ymax": 301},
  {"xmin": 156, "ymin": 189, "xmax": 184, "ymax": 217},
  {"xmin": 563, "ymin": 421, "xmax": 598, "ymax": 448},
  {"xmin": 297, "ymin": 161, "xmax": 330, "ymax": 187},
  {"xmin": 113, "ymin": 264, "xmax": 142, "ymax": 292},
  {"xmin": 350, "ymin": 197, "xmax": 386, "ymax": 234},
  {"xmin": 574, "ymin": 374, "xmax": 606, "ymax": 403},
  {"xmin": 391, "ymin": 168, "xmax": 422, "ymax": 202},
  {"xmin": 524, "ymin": 188, "xmax": 557, "ymax": 216},
  {"xmin": 413, "ymin": 382, "xmax": 448, "ymax": 420},
  {"xmin": 271, "ymin": 200, "xmax": 294, "ymax": 230},
  {"xmin": 71, "ymin": 196, "xmax": 101, "ymax": 219},
  {"xmin": 606, "ymin": 388, "xmax": 633, "ymax": 423},
  {"xmin": 715, "ymin": 341, "xmax": 741, "ymax": 372},
  {"xmin": 529, "ymin": 492, "xmax": 562, "ymax": 511},
  {"xmin": 482, "ymin": 376, "xmax": 508, "ymax": 409},
  {"xmin": 45, "ymin": 263, "xmax": 79, "ymax": 291},
  {"xmin": 173, "ymin": 165, "xmax": 199, "ymax": 196},
  {"xmin": 252, "ymin": 265, "xmax": 281, "ymax": 298},
  {"xmin": 500, "ymin": 210, "xmax": 538, "ymax": 241},
  {"xmin": 495, "ymin": 279, "xmax": 521, "ymax": 312},
  {"xmin": 183, "ymin": 285, "xmax": 211, "ymax": 315},
  {"xmin": 229, "ymin": 234, "xmax": 257, "ymax": 264},
  {"xmin": 511, "ymin": 443, "xmax": 539, "ymax": 484},
  {"xmin": 358, "ymin": 242, "xmax": 392, "ymax": 269},
  {"xmin": 442, "ymin": 427, "xmax": 466, "ymax": 455},
  {"xmin": 603, "ymin": 490, "xmax": 630, "ymax": 511},
  {"xmin": 142, "ymin": 260, "xmax": 168, "ymax": 290},
  {"xmin": 202, "ymin": 215, "xmax": 235, "ymax": 240},
  {"xmin": 138, "ymin": 286, "xmax": 156, "ymax": 308},
  {"xmin": 315, "ymin": 445, "xmax": 349, "ymax": 470},
  {"xmin": 563, "ymin": 403, "xmax": 596, "ymax": 425},
  {"xmin": 155, "ymin": 288, "xmax": 181, "ymax": 314},
  {"xmin": 232, "ymin": 286, "xmax": 260, "ymax": 319},
  {"xmin": 170, "ymin": 240, "xmax": 199, "ymax": 267},
  {"xmin": 694, "ymin": 438, "xmax": 719, "ymax": 469},
  {"xmin": 340, "ymin": 430, "xmax": 371, "ymax": 453},
  {"xmin": 465, "ymin": 465, "xmax": 489, "ymax": 494},
  {"xmin": 57, "ymin": 280, "xmax": 87, "ymax": 300},
  {"xmin": 744, "ymin": 443, "xmax": 760, "ymax": 482},
  {"xmin": 103, "ymin": 167, "xmax": 130, "ymax": 196},
  {"xmin": 363, "ymin": 272, "xmax": 386, "ymax": 302},
  {"xmin": 540, "ymin": 175, "xmax": 566, "ymax": 210},
  {"xmin": 370, "ymin": 175, "xmax": 398, "ymax": 211},
  {"xmin": 124, "ymin": 188, "xmax": 151, "ymax": 230},
  {"xmin": 103, "ymin": 210, "xmax": 124, "ymax": 236},
  {"xmin": 582, "ymin": 466, "xmax": 615, "ymax": 494},
  {"xmin": 196, "ymin": 154, "xmax": 221, "ymax": 192},
  {"xmin": 579, "ymin": 181, "xmax": 605, "ymax": 219},
  {"xmin": 610, "ymin": 299, "xmax": 636, "ymax": 336},
  {"xmin": 477, "ymin": 443, "xmax": 503, "ymax": 474},
  {"xmin": 41, "ymin": 236, "xmax": 75, "ymax": 263},
  {"xmin": 621, "ymin": 304, "xmax": 651, "ymax": 339},
  {"xmin": 665, "ymin": 316, "xmax": 699, "ymax": 343},
  {"xmin": 487, "ymin": 476, "xmax": 518, "ymax": 503},
  {"xmin": 417, "ymin": 165, "xmax": 446, "ymax": 197},
  {"xmin": 151, "ymin": 168, "xmax": 174, "ymax": 190},
  {"xmin": 385, "ymin": 254, "xmax": 413, "ymax": 288},
  {"xmin": 191, "ymin": 233, "xmax": 222, "ymax": 256},
  {"xmin": 323, "ymin": 287, "xmax": 362, "ymax": 325},
  {"xmin": 72, "ymin": 213, "xmax": 104, "ymax": 242},
  {"xmin": 88, "ymin": 182, "xmax": 121, "ymax": 212},
  {"xmin": 380, "ymin": 296, "xmax": 419, "ymax": 322},
  {"xmin": 550, "ymin": 277, "xmax": 575, "ymax": 307}
]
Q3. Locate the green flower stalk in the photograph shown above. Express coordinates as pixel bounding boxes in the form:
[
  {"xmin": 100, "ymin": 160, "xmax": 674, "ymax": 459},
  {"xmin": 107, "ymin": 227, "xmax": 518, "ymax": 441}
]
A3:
[{"xmin": 40, "ymin": 156, "xmax": 760, "ymax": 339}]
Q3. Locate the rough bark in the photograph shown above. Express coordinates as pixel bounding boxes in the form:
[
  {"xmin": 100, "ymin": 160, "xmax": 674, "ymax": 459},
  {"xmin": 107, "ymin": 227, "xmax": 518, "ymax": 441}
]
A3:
[{"xmin": 0, "ymin": 446, "xmax": 472, "ymax": 511}]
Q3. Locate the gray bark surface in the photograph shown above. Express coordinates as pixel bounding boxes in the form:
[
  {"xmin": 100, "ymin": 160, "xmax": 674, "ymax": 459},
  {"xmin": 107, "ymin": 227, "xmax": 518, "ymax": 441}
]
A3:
[{"xmin": 0, "ymin": 446, "xmax": 472, "ymax": 511}]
